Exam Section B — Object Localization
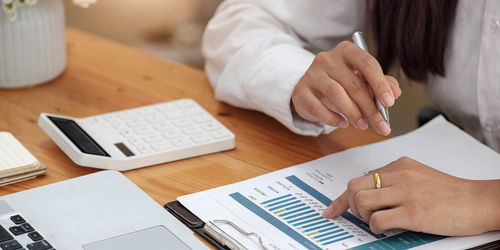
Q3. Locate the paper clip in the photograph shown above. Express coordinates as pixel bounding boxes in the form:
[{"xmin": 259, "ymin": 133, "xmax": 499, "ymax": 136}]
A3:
[{"xmin": 203, "ymin": 220, "xmax": 269, "ymax": 250}]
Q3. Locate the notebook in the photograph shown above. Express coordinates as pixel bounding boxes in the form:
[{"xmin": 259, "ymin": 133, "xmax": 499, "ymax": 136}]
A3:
[{"xmin": 0, "ymin": 132, "xmax": 46, "ymax": 186}]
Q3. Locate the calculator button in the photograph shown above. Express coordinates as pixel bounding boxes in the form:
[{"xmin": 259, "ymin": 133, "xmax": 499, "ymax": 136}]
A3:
[
  {"xmin": 151, "ymin": 142, "xmax": 172, "ymax": 151},
  {"xmin": 136, "ymin": 145, "xmax": 152, "ymax": 154},
  {"xmin": 145, "ymin": 115, "xmax": 164, "ymax": 123},
  {"xmin": 182, "ymin": 126, "xmax": 202, "ymax": 135},
  {"xmin": 126, "ymin": 118, "xmax": 146, "ymax": 128},
  {"xmin": 134, "ymin": 126, "xmax": 154, "ymax": 135},
  {"xmin": 190, "ymin": 134, "xmax": 211, "ymax": 143},
  {"xmin": 173, "ymin": 119, "xmax": 193, "ymax": 128},
  {"xmin": 211, "ymin": 130, "xmax": 232, "ymax": 139},
  {"xmin": 182, "ymin": 107, "xmax": 203, "ymax": 117},
  {"xmin": 118, "ymin": 111, "xmax": 137, "ymax": 120},
  {"xmin": 156, "ymin": 103, "xmax": 176, "ymax": 112},
  {"xmin": 128, "ymin": 137, "xmax": 143, "ymax": 146},
  {"xmin": 162, "ymin": 130, "xmax": 183, "ymax": 140},
  {"xmin": 201, "ymin": 122, "xmax": 221, "ymax": 131},
  {"xmin": 103, "ymin": 115, "xmax": 120, "ymax": 123},
  {"xmin": 111, "ymin": 122, "xmax": 128, "ymax": 130},
  {"xmin": 136, "ymin": 107, "xmax": 157, "ymax": 116},
  {"xmin": 171, "ymin": 138, "xmax": 192, "ymax": 147},
  {"xmin": 153, "ymin": 121, "xmax": 175, "ymax": 132},
  {"xmin": 164, "ymin": 110, "xmax": 183, "ymax": 119},
  {"xmin": 192, "ymin": 115, "xmax": 212, "ymax": 124},
  {"xmin": 176, "ymin": 99, "xmax": 196, "ymax": 109},
  {"xmin": 142, "ymin": 134, "xmax": 162, "ymax": 144},
  {"xmin": 118, "ymin": 129, "xmax": 135, "ymax": 137}
]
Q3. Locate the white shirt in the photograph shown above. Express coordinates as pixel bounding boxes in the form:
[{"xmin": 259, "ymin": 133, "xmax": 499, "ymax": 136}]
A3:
[{"xmin": 203, "ymin": 0, "xmax": 500, "ymax": 152}]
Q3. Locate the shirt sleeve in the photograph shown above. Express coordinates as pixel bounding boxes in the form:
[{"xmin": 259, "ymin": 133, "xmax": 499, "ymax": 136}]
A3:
[{"xmin": 203, "ymin": 0, "xmax": 366, "ymax": 136}]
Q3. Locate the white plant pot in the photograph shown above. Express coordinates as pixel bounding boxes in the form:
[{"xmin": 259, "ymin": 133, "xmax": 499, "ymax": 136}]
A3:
[{"xmin": 0, "ymin": 0, "xmax": 66, "ymax": 89}]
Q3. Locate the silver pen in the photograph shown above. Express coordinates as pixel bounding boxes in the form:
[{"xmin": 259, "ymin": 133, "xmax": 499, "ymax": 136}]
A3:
[{"xmin": 352, "ymin": 31, "xmax": 390, "ymax": 124}]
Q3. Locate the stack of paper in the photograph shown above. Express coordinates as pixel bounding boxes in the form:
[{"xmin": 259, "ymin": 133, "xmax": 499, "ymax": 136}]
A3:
[{"xmin": 0, "ymin": 132, "xmax": 46, "ymax": 186}]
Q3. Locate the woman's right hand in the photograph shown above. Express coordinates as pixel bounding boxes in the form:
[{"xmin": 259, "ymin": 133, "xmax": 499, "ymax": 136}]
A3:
[{"xmin": 291, "ymin": 41, "xmax": 402, "ymax": 135}]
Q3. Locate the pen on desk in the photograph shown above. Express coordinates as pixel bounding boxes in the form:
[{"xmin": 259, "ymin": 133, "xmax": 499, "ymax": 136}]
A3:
[{"xmin": 352, "ymin": 31, "xmax": 390, "ymax": 124}]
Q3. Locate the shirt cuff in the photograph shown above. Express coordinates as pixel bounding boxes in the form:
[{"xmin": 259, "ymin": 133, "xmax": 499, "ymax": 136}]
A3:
[{"xmin": 243, "ymin": 44, "xmax": 335, "ymax": 136}]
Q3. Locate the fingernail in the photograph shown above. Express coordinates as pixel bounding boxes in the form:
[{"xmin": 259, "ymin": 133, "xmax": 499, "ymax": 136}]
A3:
[
  {"xmin": 377, "ymin": 120, "xmax": 391, "ymax": 136},
  {"xmin": 356, "ymin": 118, "xmax": 367, "ymax": 130},
  {"xmin": 322, "ymin": 205, "xmax": 335, "ymax": 218},
  {"xmin": 338, "ymin": 120, "xmax": 348, "ymax": 128},
  {"xmin": 381, "ymin": 92, "xmax": 394, "ymax": 107}
]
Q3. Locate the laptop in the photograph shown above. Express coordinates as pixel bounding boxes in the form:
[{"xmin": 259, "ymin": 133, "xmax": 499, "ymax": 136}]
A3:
[{"xmin": 0, "ymin": 170, "xmax": 208, "ymax": 249}]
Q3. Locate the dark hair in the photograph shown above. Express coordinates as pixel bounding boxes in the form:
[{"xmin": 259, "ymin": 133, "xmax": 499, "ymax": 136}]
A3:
[{"xmin": 373, "ymin": 0, "xmax": 458, "ymax": 82}]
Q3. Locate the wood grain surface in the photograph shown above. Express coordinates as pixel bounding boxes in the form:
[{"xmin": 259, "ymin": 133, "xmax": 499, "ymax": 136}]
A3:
[{"xmin": 0, "ymin": 28, "xmax": 389, "ymax": 247}]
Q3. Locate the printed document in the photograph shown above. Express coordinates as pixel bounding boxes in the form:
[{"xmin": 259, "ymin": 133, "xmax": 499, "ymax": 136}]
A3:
[{"xmin": 179, "ymin": 117, "xmax": 500, "ymax": 249}]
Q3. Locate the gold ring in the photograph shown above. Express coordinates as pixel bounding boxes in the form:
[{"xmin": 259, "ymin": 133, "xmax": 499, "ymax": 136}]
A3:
[{"xmin": 374, "ymin": 172, "xmax": 381, "ymax": 189}]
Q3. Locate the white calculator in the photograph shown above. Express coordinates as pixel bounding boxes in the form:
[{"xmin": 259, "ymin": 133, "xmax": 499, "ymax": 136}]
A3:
[{"xmin": 38, "ymin": 99, "xmax": 235, "ymax": 171}]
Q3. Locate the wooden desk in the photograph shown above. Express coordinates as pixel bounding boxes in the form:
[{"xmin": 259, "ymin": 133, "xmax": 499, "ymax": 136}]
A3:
[{"xmin": 0, "ymin": 28, "xmax": 387, "ymax": 245}]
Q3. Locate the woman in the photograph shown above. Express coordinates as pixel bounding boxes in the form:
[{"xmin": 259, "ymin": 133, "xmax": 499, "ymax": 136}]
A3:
[{"xmin": 202, "ymin": 0, "xmax": 500, "ymax": 236}]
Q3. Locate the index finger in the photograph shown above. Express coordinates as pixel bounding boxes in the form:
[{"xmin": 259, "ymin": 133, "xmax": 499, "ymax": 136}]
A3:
[
  {"xmin": 339, "ymin": 41, "xmax": 395, "ymax": 108},
  {"xmin": 322, "ymin": 190, "xmax": 348, "ymax": 219}
]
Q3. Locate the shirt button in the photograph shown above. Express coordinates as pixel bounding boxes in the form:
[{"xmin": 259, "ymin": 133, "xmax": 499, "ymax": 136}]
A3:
[{"xmin": 488, "ymin": 18, "xmax": 500, "ymax": 33}]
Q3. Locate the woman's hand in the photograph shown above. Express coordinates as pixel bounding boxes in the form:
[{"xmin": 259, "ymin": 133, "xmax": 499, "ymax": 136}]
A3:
[
  {"xmin": 322, "ymin": 156, "xmax": 500, "ymax": 236},
  {"xmin": 291, "ymin": 41, "xmax": 401, "ymax": 135}
]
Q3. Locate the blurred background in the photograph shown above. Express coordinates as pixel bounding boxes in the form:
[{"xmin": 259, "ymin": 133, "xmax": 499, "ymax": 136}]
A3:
[
  {"xmin": 64, "ymin": 0, "xmax": 220, "ymax": 68},
  {"xmin": 64, "ymin": 0, "xmax": 433, "ymax": 135}
]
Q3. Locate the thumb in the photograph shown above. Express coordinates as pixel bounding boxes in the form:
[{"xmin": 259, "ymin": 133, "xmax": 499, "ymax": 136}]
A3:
[{"xmin": 322, "ymin": 190, "xmax": 349, "ymax": 218}]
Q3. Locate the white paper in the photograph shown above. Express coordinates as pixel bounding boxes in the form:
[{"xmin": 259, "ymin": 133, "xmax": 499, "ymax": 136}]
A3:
[{"xmin": 179, "ymin": 116, "xmax": 500, "ymax": 250}]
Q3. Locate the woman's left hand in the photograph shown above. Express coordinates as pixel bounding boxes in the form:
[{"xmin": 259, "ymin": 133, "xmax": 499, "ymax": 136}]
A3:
[{"xmin": 322, "ymin": 156, "xmax": 500, "ymax": 236}]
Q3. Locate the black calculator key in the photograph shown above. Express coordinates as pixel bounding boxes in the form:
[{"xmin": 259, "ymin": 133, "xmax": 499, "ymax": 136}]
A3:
[
  {"xmin": 27, "ymin": 232, "xmax": 43, "ymax": 242},
  {"xmin": 9, "ymin": 216, "xmax": 25, "ymax": 225},
  {"xmin": 0, "ymin": 226, "xmax": 13, "ymax": 243},
  {"xmin": 26, "ymin": 240, "xmax": 51, "ymax": 250},
  {"xmin": 8, "ymin": 227, "xmax": 23, "ymax": 236},
  {"xmin": 0, "ymin": 239, "xmax": 22, "ymax": 250},
  {"xmin": 19, "ymin": 224, "xmax": 34, "ymax": 233}
]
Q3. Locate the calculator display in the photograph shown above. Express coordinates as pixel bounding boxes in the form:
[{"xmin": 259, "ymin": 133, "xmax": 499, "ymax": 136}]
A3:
[{"xmin": 48, "ymin": 116, "xmax": 110, "ymax": 157}]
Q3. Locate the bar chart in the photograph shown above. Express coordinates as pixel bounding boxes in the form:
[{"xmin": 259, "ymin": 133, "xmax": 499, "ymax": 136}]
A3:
[
  {"xmin": 229, "ymin": 175, "xmax": 446, "ymax": 249},
  {"xmin": 262, "ymin": 193, "xmax": 354, "ymax": 246}
]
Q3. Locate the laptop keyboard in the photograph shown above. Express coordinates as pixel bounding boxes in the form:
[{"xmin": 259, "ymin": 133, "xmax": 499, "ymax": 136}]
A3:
[{"xmin": 0, "ymin": 214, "xmax": 53, "ymax": 250}]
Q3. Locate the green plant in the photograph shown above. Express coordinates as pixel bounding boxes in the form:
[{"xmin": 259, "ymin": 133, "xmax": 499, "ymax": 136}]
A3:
[{"xmin": 2, "ymin": 0, "xmax": 96, "ymax": 22}]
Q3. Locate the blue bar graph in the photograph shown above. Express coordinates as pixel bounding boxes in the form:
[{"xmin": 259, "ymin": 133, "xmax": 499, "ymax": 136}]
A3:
[
  {"xmin": 314, "ymin": 229, "xmax": 344, "ymax": 239},
  {"xmin": 323, "ymin": 235, "xmax": 355, "ymax": 245},
  {"xmin": 304, "ymin": 223, "xmax": 335, "ymax": 232},
  {"xmin": 269, "ymin": 200, "xmax": 301, "ymax": 211},
  {"xmin": 319, "ymin": 226, "xmax": 339, "ymax": 233},
  {"xmin": 318, "ymin": 232, "xmax": 349, "ymax": 242},
  {"xmin": 279, "ymin": 207, "xmax": 308, "ymax": 217},
  {"xmin": 229, "ymin": 175, "xmax": 446, "ymax": 250},
  {"xmin": 301, "ymin": 220, "xmax": 330, "ymax": 228},
  {"xmin": 283, "ymin": 210, "xmax": 315, "ymax": 220},
  {"xmin": 230, "ymin": 192, "xmax": 322, "ymax": 250},
  {"xmin": 284, "ymin": 203, "xmax": 306, "ymax": 211},
  {"xmin": 261, "ymin": 194, "xmax": 292, "ymax": 205},
  {"xmin": 288, "ymin": 213, "xmax": 320, "ymax": 224},
  {"xmin": 293, "ymin": 217, "xmax": 324, "ymax": 226},
  {"xmin": 266, "ymin": 197, "xmax": 297, "ymax": 207},
  {"xmin": 285, "ymin": 175, "xmax": 384, "ymax": 239}
]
